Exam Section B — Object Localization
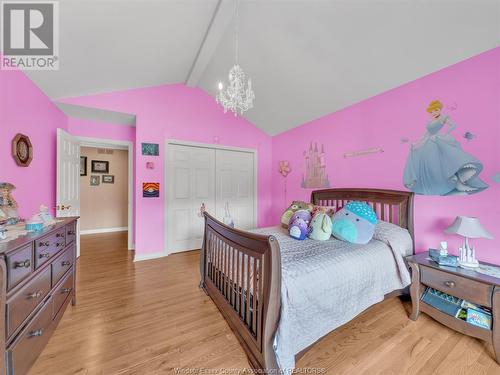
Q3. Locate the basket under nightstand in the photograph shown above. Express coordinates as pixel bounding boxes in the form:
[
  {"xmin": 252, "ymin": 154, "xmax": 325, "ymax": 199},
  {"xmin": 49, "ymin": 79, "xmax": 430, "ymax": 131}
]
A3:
[{"xmin": 407, "ymin": 252, "xmax": 500, "ymax": 364}]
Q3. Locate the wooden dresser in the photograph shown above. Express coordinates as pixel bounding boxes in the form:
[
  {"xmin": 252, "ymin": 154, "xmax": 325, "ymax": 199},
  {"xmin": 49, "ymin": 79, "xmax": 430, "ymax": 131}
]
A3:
[{"xmin": 0, "ymin": 217, "xmax": 78, "ymax": 375}]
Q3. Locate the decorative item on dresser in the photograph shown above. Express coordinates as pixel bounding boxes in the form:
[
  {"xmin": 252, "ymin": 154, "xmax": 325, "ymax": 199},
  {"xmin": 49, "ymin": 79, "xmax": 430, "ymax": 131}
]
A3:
[
  {"xmin": 0, "ymin": 217, "xmax": 78, "ymax": 375},
  {"xmin": 407, "ymin": 252, "xmax": 500, "ymax": 364}
]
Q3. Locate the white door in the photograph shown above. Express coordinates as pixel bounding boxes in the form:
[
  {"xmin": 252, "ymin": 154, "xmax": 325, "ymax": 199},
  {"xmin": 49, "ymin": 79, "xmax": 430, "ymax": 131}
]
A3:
[
  {"xmin": 166, "ymin": 144, "xmax": 216, "ymax": 254},
  {"xmin": 215, "ymin": 149, "xmax": 255, "ymax": 230},
  {"xmin": 56, "ymin": 129, "xmax": 81, "ymax": 256}
]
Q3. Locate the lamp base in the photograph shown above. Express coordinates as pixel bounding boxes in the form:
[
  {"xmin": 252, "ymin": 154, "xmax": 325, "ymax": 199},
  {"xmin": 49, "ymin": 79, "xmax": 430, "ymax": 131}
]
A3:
[{"xmin": 458, "ymin": 259, "xmax": 479, "ymax": 269}]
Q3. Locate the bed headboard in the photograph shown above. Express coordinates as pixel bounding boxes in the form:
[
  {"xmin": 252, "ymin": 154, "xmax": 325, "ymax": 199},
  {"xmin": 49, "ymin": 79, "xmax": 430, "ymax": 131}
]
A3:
[{"xmin": 310, "ymin": 188, "xmax": 415, "ymax": 243}]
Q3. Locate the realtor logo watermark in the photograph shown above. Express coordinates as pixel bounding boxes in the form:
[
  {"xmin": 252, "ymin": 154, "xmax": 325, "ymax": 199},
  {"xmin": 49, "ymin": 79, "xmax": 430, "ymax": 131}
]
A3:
[{"xmin": 1, "ymin": 1, "xmax": 59, "ymax": 70}]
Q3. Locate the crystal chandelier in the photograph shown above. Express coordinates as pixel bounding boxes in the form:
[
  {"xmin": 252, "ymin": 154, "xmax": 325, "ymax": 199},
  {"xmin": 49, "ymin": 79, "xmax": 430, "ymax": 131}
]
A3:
[{"xmin": 216, "ymin": 0, "xmax": 255, "ymax": 116}]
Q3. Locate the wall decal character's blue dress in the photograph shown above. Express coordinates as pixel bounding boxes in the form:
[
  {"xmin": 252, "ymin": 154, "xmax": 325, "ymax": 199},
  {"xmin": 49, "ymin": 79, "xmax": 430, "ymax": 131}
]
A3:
[{"xmin": 403, "ymin": 115, "xmax": 488, "ymax": 195}]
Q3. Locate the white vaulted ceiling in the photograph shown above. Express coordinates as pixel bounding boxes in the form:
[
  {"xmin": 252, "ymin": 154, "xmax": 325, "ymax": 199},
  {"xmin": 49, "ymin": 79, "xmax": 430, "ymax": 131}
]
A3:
[{"xmin": 25, "ymin": 0, "xmax": 500, "ymax": 135}]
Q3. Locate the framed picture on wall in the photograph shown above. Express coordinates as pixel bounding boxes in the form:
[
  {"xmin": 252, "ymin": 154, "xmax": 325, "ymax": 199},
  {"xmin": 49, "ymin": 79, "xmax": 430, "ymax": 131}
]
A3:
[
  {"xmin": 102, "ymin": 175, "xmax": 114, "ymax": 184},
  {"xmin": 90, "ymin": 175, "xmax": 100, "ymax": 186},
  {"xmin": 91, "ymin": 160, "xmax": 109, "ymax": 173},
  {"xmin": 80, "ymin": 156, "xmax": 87, "ymax": 176},
  {"xmin": 141, "ymin": 143, "xmax": 159, "ymax": 156}
]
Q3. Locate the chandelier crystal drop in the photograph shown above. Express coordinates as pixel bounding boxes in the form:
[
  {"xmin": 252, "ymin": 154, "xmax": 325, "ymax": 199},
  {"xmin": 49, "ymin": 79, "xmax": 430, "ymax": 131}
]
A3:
[{"xmin": 216, "ymin": 0, "xmax": 255, "ymax": 116}]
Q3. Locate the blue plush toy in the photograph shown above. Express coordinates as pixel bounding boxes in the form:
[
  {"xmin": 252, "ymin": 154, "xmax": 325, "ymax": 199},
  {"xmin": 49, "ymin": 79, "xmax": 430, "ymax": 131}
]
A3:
[{"xmin": 332, "ymin": 201, "xmax": 377, "ymax": 244}]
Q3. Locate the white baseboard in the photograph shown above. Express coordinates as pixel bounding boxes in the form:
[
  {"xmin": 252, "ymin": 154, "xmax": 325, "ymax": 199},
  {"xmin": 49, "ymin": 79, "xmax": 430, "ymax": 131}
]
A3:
[
  {"xmin": 133, "ymin": 251, "xmax": 165, "ymax": 262},
  {"xmin": 80, "ymin": 227, "xmax": 128, "ymax": 235}
]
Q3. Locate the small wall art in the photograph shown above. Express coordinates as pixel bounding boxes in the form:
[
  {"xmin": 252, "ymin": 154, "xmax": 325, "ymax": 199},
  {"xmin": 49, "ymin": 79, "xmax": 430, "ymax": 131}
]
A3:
[
  {"xmin": 91, "ymin": 160, "xmax": 109, "ymax": 173},
  {"xmin": 12, "ymin": 133, "xmax": 33, "ymax": 167},
  {"xmin": 90, "ymin": 176, "xmax": 100, "ymax": 186},
  {"xmin": 143, "ymin": 182, "xmax": 160, "ymax": 198},
  {"xmin": 344, "ymin": 147, "xmax": 384, "ymax": 158},
  {"xmin": 102, "ymin": 175, "xmax": 114, "ymax": 184},
  {"xmin": 80, "ymin": 156, "xmax": 87, "ymax": 176},
  {"xmin": 142, "ymin": 143, "xmax": 159, "ymax": 156},
  {"xmin": 301, "ymin": 142, "xmax": 330, "ymax": 189}
]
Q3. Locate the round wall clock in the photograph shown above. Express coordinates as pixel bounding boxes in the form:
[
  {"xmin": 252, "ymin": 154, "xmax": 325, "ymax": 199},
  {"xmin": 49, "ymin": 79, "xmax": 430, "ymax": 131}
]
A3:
[{"xmin": 12, "ymin": 133, "xmax": 33, "ymax": 167}]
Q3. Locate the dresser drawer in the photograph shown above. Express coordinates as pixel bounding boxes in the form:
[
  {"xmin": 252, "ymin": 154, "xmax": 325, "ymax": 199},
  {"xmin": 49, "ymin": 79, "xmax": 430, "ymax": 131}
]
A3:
[
  {"xmin": 7, "ymin": 299, "xmax": 54, "ymax": 375},
  {"xmin": 65, "ymin": 221, "xmax": 76, "ymax": 245},
  {"xmin": 7, "ymin": 267, "xmax": 51, "ymax": 338},
  {"xmin": 34, "ymin": 229, "xmax": 66, "ymax": 269},
  {"xmin": 52, "ymin": 245, "xmax": 74, "ymax": 286},
  {"xmin": 421, "ymin": 265, "xmax": 493, "ymax": 307},
  {"xmin": 52, "ymin": 270, "xmax": 73, "ymax": 319},
  {"xmin": 6, "ymin": 244, "xmax": 33, "ymax": 290}
]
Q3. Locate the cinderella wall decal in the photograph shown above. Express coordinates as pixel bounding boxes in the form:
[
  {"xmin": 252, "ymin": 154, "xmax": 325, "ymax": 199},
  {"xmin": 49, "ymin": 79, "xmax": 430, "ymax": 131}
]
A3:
[{"xmin": 403, "ymin": 100, "xmax": 488, "ymax": 196}]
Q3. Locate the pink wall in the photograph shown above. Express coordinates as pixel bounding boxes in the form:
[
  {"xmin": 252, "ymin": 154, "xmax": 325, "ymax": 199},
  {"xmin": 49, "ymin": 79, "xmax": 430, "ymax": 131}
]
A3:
[
  {"xmin": 272, "ymin": 47, "xmax": 500, "ymax": 264},
  {"xmin": 68, "ymin": 118, "xmax": 135, "ymax": 143},
  {"xmin": 0, "ymin": 67, "xmax": 67, "ymax": 219},
  {"xmin": 60, "ymin": 85, "xmax": 273, "ymax": 256}
]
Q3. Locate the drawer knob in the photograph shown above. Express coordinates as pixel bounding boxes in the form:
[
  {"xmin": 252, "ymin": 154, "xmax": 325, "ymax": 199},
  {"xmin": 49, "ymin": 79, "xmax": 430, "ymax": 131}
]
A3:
[
  {"xmin": 14, "ymin": 259, "xmax": 30, "ymax": 269},
  {"xmin": 39, "ymin": 252, "xmax": 50, "ymax": 259},
  {"xmin": 61, "ymin": 261, "xmax": 71, "ymax": 266},
  {"xmin": 28, "ymin": 329, "xmax": 43, "ymax": 338},
  {"xmin": 56, "ymin": 233, "xmax": 64, "ymax": 238},
  {"xmin": 67, "ymin": 231, "xmax": 75, "ymax": 235},
  {"xmin": 38, "ymin": 241, "xmax": 49, "ymax": 247},
  {"xmin": 61, "ymin": 288, "xmax": 72, "ymax": 294},
  {"xmin": 444, "ymin": 281, "xmax": 456, "ymax": 288},
  {"xmin": 27, "ymin": 290, "xmax": 43, "ymax": 299},
  {"xmin": 56, "ymin": 242, "xmax": 64, "ymax": 247}
]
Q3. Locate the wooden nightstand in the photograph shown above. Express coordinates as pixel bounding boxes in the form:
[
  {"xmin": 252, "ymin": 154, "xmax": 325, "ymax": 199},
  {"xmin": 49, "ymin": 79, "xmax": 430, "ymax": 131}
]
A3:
[{"xmin": 407, "ymin": 252, "xmax": 500, "ymax": 364}]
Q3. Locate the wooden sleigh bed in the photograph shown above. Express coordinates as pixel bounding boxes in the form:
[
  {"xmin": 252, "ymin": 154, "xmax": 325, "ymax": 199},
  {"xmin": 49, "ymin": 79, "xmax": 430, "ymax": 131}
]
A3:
[{"xmin": 199, "ymin": 188, "xmax": 415, "ymax": 371}]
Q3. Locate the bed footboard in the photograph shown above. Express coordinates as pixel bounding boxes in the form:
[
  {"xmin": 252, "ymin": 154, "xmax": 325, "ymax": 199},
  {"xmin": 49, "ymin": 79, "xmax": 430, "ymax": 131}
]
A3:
[{"xmin": 200, "ymin": 213, "xmax": 281, "ymax": 371}]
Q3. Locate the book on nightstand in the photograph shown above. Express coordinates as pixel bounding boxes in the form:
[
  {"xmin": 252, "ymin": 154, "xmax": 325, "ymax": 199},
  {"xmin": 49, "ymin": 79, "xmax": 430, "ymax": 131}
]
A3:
[
  {"xmin": 467, "ymin": 308, "xmax": 492, "ymax": 329},
  {"xmin": 421, "ymin": 287, "xmax": 463, "ymax": 317}
]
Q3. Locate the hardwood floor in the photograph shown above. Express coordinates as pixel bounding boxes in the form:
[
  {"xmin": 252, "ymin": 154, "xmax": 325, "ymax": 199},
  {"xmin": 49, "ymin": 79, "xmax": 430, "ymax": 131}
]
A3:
[{"xmin": 30, "ymin": 232, "xmax": 500, "ymax": 375}]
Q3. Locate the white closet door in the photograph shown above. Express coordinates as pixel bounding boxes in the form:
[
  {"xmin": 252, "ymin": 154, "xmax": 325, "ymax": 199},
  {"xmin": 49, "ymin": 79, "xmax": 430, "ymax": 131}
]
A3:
[
  {"xmin": 166, "ymin": 145, "xmax": 215, "ymax": 253},
  {"xmin": 215, "ymin": 149, "xmax": 255, "ymax": 230}
]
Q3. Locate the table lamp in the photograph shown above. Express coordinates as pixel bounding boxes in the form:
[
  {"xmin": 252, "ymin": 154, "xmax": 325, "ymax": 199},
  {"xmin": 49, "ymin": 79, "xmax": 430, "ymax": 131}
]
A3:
[{"xmin": 444, "ymin": 216, "xmax": 494, "ymax": 268}]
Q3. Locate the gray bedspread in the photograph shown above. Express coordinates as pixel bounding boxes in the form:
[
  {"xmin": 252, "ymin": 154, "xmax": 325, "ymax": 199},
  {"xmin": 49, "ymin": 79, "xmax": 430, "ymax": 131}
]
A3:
[{"xmin": 251, "ymin": 221, "xmax": 412, "ymax": 372}]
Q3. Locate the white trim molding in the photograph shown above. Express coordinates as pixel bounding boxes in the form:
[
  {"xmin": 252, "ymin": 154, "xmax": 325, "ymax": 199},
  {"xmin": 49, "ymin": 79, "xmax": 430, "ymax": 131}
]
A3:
[
  {"xmin": 81, "ymin": 227, "xmax": 128, "ymax": 235},
  {"xmin": 133, "ymin": 251, "xmax": 166, "ymax": 262}
]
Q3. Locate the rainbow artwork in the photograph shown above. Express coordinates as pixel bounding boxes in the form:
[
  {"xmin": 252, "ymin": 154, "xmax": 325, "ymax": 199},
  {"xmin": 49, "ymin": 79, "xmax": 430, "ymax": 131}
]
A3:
[{"xmin": 143, "ymin": 182, "xmax": 159, "ymax": 198}]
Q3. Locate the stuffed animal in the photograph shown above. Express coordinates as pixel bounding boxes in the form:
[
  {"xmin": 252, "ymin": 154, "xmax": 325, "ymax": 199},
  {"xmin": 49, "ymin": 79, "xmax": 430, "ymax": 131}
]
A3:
[
  {"xmin": 332, "ymin": 201, "xmax": 377, "ymax": 244},
  {"xmin": 289, "ymin": 209, "xmax": 312, "ymax": 226},
  {"xmin": 308, "ymin": 212, "xmax": 332, "ymax": 241},
  {"xmin": 289, "ymin": 217, "xmax": 309, "ymax": 240},
  {"xmin": 280, "ymin": 201, "xmax": 313, "ymax": 228}
]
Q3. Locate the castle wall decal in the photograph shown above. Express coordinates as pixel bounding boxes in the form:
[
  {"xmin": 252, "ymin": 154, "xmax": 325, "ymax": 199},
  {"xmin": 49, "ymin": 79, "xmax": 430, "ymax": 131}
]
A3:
[{"xmin": 301, "ymin": 142, "xmax": 331, "ymax": 189}]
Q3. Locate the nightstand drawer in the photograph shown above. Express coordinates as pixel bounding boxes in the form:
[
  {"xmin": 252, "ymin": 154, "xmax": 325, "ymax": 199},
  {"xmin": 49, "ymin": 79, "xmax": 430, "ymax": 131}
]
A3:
[{"xmin": 421, "ymin": 266, "xmax": 493, "ymax": 307}]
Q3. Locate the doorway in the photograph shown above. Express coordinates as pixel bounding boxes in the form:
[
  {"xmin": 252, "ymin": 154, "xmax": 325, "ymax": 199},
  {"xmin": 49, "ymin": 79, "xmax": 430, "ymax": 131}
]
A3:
[
  {"xmin": 80, "ymin": 146, "xmax": 128, "ymax": 231},
  {"xmin": 77, "ymin": 137, "xmax": 134, "ymax": 250},
  {"xmin": 57, "ymin": 130, "xmax": 134, "ymax": 256},
  {"xmin": 165, "ymin": 140, "xmax": 257, "ymax": 255}
]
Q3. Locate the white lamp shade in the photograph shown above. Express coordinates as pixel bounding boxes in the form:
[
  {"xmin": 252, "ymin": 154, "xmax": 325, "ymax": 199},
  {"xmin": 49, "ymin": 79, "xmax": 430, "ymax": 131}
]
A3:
[{"xmin": 444, "ymin": 216, "xmax": 494, "ymax": 239}]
